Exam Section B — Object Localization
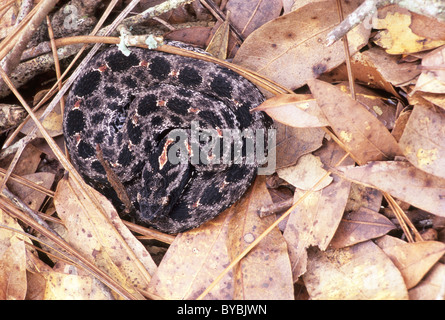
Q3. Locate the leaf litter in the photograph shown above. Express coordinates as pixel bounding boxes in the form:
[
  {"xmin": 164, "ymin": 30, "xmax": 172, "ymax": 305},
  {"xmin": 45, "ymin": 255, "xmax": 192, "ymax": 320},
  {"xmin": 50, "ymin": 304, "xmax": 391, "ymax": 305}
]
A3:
[{"xmin": 0, "ymin": 0, "xmax": 445, "ymax": 300}]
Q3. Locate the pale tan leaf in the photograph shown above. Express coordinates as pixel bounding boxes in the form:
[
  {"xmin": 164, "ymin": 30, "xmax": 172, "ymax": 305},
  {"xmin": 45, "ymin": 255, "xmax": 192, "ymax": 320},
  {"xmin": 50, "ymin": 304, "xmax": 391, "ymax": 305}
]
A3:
[
  {"xmin": 277, "ymin": 154, "xmax": 332, "ymax": 190},
  {"xmin": 373, "ymin": 5, "xmax": 445, "ymax": 54},
  {"xmin": 233, "ymin": 0, "xmax": 369, "ymax": 91},
  {"xmin": 41, "ymin": 263, "xmax": 114, "ymax": 300},
  {"xmin": 336, "ymin": 161, "xmax": 445, "ymax": 217},
  {"xmin": 275, "ymin": 123, "xmax": 324, "ymax": 169},
  {"xmin": 399, "ymin": 105, "xmax": 445, "ymax": 179},
  {"xmin": 54, "ymin": 177, "xmax": 155, "ymax": 298},
  {"xmin": 227, "ymin": 176, "xmax": 293, "ymax": 300},
  {"xmin": 303, "ymin": 241, "xmax": 408, "ymax": 299},
  {"xmin": 254, "ymin": 93, "xmax": 328, "ymax": 128},
  {"xmin": 307, "ymin": 79, "xmax": 402, "ymax": 164},
  {"xmin": 375, "ymin": 235, "xmax": 445, "ymax": 289},
  {"xmin": 0, "ymin": 209, "xmax": 29, "ymax": 300},
  {"xmin": 283, "ymin": 141, "xmax": 353, "ymax": 279},
  {"xmin": 330, "ymin": 207, "xmax": 396, "ymax": 249},
  {"xmin": 20, "ymin": 103, "xmax": 63, "ymax": 138},
  {"xmin": 409, "ymin": 263, "xmax": 445, "ymax": 300},
  {"xmin": 147, "ymin": 209, "xmax": 235, "ymax": 300},
  {"xmin": 353, "ymin": 47, "xmax": 420, "ymax": 90}
]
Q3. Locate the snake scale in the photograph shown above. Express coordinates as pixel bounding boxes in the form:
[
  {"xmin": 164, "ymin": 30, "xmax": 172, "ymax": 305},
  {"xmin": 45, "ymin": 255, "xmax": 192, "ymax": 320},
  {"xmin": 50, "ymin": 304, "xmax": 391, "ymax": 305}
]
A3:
[{"xmin": 63, "ymin": 43, "xmax": 271, "ymax": 233}]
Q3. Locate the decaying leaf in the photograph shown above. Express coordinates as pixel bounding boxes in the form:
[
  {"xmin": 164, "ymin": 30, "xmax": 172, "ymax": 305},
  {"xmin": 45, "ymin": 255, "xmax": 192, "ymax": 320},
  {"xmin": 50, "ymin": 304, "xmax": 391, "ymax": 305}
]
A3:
[
  {"xmin": 233, "ymin": 0, "xmax": 369, "ymax": 91},
  {"xmin": 283, "ymin": 141, "xmax": 353, "ymax": 279},
  {"xmin": 373, "ymin": 5, "xmax": 445, "ymax": 54},
  {"xmin": 307, "ymin": 79, "xmax": 402, "ymax": 164},
  {"xmin": 6, "ymin": 172, "xmax": 54, "ymax": 211},
  {"xmin": 226, "ymin": 0, "xmax": 282, "ymax": 39},
  {"xmin": 352, "ymin": 47, "xmax": 420, "ymax": 92},
  {"xmin": 375, "ymin": 235, "xmax": 445, "ymax": 289},
  {"xmin": 254, "ymin": 93, "xmax": 328, "ymax": 128},
  {"xmin": 399, "ymin": 104, "xmax": 445, "ymax": 179},
  {"xmin": 409, "ymin": 263, "xmax": 445, "ymax": 300},
  {"xmin": 148, "ymin": 176, "xmax": 293, "ymax": 300},
  {"xmin": 344, "ymin": 183, "xmax": 383, "ymax": 213},
  {"xmin": 336, "ymin": 161, "xmax": 445, "ymax": 218},
  {"xmin": 40, "ymin": 262, "xmax": 114, "ymax": 300},
  {"xmin": 304, "ymin": 241, "xmax": 409, "ymax": 299},
  {"xmin": 277, "ymin": 154, "xmax": 332, "ymax": 191},
  {"xmin": 275, "ymin": 123, "xmax": 325, "ymax": 169},
  {"xmin": 147, "ymin": 209, "xmax": 235, "ymax": 300},
  {"xmin": 54, "ymin": 177, "xmax": 156, "ymax": 299},
  {"xmin": 0, "ymin": 209, "xmax": 30, "ymax": 300},
  {"xmin": 329, "ymin": 207, "xmax": 396, "ymax": 249},
  {"xmin": 413, "ymin": 46, "xmax": 445, "ymax": 94},
  {"xmin": 20, "ymin": 103, "xmax": 63, "ymax": 138},
  {"xmin": 227, "ymin": 176, "xmax": 293, "ymax": 300}
]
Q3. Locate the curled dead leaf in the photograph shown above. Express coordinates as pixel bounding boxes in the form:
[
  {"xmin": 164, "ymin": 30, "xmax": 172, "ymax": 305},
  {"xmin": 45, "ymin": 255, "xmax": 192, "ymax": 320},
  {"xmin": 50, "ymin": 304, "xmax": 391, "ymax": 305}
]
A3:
[{"xmin": 254, "ymin": 93, "xmax": 328, "ymax": 127}]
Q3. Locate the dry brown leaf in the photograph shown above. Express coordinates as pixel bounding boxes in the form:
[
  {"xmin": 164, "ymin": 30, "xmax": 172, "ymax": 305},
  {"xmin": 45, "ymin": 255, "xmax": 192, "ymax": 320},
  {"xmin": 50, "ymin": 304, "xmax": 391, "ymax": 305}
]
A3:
[
  {"xmin": 344, "ymin": 183, "xmax": 383, "ymax": 213},
  {"xmin": 6, "ymin": 172, "xmax": 54, "ymax": 211},
  {"xmin": 335, "ymin": 82, "xmax": 398, "ymax": 130},
  {"xmin": 409, "ymin": 263, "xmax": 445, "ymax": 300},
  {"xmin": 227, "ymin": 176, "xmax": 293, "ymax": 300},
  {"xmin": 254, "ymin": 93, "xmax": 329, "ymax": 128},
  {"xmin": 0, "ymin": 209, "xmax": 29, "ymax": 300},
  {"xmin": 54, "ymin": 177, "xmax": 156, "ymax": 299},
  {"xmin": 307, "ymin": 79, "xmax": 402, "ymax": 164},
  {"xmin": 399, "ymin": 104, "xmax": 445, "ymax": 179},
  {"xmin": 277, "ymin": 153, "xmax": 332, "ymax": 190},
  {"xmin": 409, "ymin": 10, "xmax": 445, "ymax": 41},
  {"xmin": 391, "ymin": 107, "xmax": 412, "ymax": 142},
  {"xmin": 233, "ymin": 0, "xmax": 369, "ymax": 92},
  {"xmin": 0, "ymin": 144, "xmax": 42, "ymax": 176},
  {"xmin": 20, "ymin": 103, "xmax": 63, "ymax": 138},
  {"xmin": 329, "ymin": 207, "xmax": 396, "ymax": 249},
  {"xmin": 283, "ymin": 141, "xmax": 353, "ymax": 279},
  {"xmin": 149, "ymin": 176, "xmax": 293, "ymax": 300},
  {"xmin": 413, "ymin": 46, "xmax": 445, "ymax": 94},
  {"xmin": 205, "ymin": 15, "xmax": 230, "ymax": 60},
  {"xmin": 352, "ymin": 47, "xmax": 420, "ymax": 91},
  {"xmin": 165, "ymin": 26, "xmax": 213, "ymax": 48},
  {"xmin": 41, "ymin": 261, "xmax": 114, "ymax": 300},
  {"xmin": 373, "ymin": 5, "xmax": 445, "ymax": 54},
  {"xmin": 275, "ymin": 123, "xmax": 324, "ymax": 169},
  {"xmin": 336, "ymin": 161, "xmax": 445, "ymax": 218},
  {"xmin": 226, "ymin": 0, "xmax": 282, "ymax": 38},
  {"xmin": 375, "ymin": 235, "xmax": 445, "ymax": 289},
  {"xmin": 303, "ymin": 241, "xmax": 408, "ymax": 300},
  {"xmin": 147, "ymin": 209, "xmax": 235, "ymax": 300},
  {"xmin": 419, "ymin": 92, "xmax": 445, "ymax": 111}
]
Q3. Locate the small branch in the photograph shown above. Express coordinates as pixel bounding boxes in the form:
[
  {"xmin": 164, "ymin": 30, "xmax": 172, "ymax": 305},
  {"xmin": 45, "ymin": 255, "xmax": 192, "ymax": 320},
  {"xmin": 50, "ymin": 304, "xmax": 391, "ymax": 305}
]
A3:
[
  {"xmin": 119, "ymin": 0, "xmax": 196, "ymax": 31},
  {"xmin": 326, "ymin": 0, "xmax": 445, "ymax": 46}
]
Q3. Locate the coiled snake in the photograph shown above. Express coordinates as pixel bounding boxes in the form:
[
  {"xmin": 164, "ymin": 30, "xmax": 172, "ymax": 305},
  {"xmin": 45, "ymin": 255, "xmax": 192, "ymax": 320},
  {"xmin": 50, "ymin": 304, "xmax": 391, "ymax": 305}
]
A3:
[{"xmin": 63, "ymin": 43, "xmax": 271, "ymax": 233}]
